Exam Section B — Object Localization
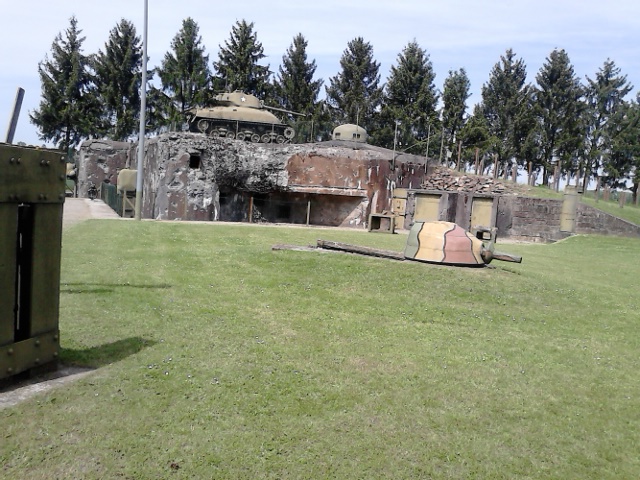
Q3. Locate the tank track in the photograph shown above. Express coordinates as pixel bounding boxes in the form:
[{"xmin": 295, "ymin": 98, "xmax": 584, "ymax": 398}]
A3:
[{"xmin": 190, "ymin": 118, "xmax": 294, "ymax": 144}]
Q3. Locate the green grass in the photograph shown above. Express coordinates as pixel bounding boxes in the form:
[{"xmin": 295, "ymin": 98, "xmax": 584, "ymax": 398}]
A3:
[
  {"xmin": 523, "ymin": 185, "xmax": 564, "ymax": 199},
  {"xmin": 580, "ymin": 194, "xmax": 640, "ymax": 226},
  {"xmin": 2, "ymin": 221, "xmax": 640, "ymax": 479},
  {"xmin": 520, "ymin": 185, "xmax": 640, "ymax": 226}
]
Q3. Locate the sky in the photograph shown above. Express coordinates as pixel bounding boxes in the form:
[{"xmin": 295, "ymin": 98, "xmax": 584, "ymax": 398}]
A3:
[{"xmin": 1, "ymin": 0, "xmax": 639, "ymax": 147}]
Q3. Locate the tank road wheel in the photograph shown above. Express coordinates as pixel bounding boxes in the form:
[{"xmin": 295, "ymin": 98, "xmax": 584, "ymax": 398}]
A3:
[
  {"xmin": 261, "ymin": 134, "xmax": 271, "ymax": 143},
  {"xmin": 226, "ymin": 131, "xmax": 235, "ymax": 140},
  {"xmin": 283, "ymin": 127, "xmax": 295, "ymax": 140},
  {"xmin": 250, "ymin": 133, "xmax": 261, "ymax": 143},
  {"xmin": 197, "ymin": 119, "xmax": 210, "ymax": 133},
  {"xmin": 236, "ymin": 132, "xmax": 246, "ymax": 141},
  {"xmin": 276, "ymin": 135, "xmax": 285, "ymax": 144},
  {"xmin": 211, "ymin": 130, "xmax": 220, "ymax": 138}
]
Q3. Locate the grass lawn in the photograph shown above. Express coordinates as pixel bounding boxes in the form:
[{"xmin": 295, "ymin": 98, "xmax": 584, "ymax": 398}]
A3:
[
  {"xmin": 2, "ymin": 220, "xmax": 639, "ymax": 479},
  {"xmin": 581, "ymin": 195, "xmax": 640, "ymax": 226},
  {"xmin": 524, "ymin": 184, "xmax": 640, "ymax": 226}
]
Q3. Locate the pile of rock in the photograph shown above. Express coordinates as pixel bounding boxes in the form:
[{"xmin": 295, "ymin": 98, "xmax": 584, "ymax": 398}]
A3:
[{"xmin": 420, "ymin": 168, "xmax": 520, "ymax": 195}]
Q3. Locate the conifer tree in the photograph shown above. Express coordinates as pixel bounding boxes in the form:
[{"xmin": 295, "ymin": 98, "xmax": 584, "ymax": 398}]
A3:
[
  {"xmin": 214, "ymin": 20, "xmax": 271, "ymax": 97},
  {"xmin": 532, "ymin": 49, "xmax": 584, "ymax": 185},
  {"xmin": 30, "ymin": 16, "xmax": 100, "ymax": 151},
  {"xmin": 157, "ymin": 17, "xmax": 211, "ymax": 126},
  {"xmin": 325, "ymin": 37, "xmax": 383, "ymax": 134},
  {"xmin": 442, "ymin": 68, "xmax": 471, "ymax": 163},
  {"xmin": 481, "ymin": 49, "xmax": 533, "ymax": 175},
  {"xmin": 93, "ymin": 19, "xmax": 143, "ymax": 141},
  {"xmin": 459, "ymin": 105, "xmax": 496, "ymax": 172},
  {"xmin": 582, "ymin": 59, "xmax": 633, "ymax": 189},
  {"xmin": 273, "ymin": 33, "xmax": 325, "ymax": 141},
  {"xmin": 376, "ymin": 40, "xmax": 438, "ymax": 153},
  {"xmin": 274, "ymin": 33, "xmax": 322, "ymax": 114},
  {"xmin": 607, "ymin": 97, "xmax": 640, "ymax": 195}
]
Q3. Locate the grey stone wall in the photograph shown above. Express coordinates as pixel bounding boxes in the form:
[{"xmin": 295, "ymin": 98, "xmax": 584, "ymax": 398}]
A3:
[
  {"xmin": 404, "ymin": 191, "xmax": 640, "ymax": 241},
  {"xmin": 496, "ymin": 197, "xmax": 565, "ymax": 242},
  {"xmin": 576, "ymin": 203, "xmax": 640, "ymax": 237},
  {"xmin": 495, "ymin": 196, "xmax": 640, "ymax": 241}
]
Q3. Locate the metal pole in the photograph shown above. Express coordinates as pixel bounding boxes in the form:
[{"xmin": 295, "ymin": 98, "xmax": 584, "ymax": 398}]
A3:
[
  {"xmin": 5, "ymin": 87, "xmax": 24, "ymax": 144},
  {"xmin": 134, "ymin": 0, "xmax": 148, "ymax": 220},
  {"xmin": 439, "ymin": 125, "xmax": 444, "ymax": 164},
  {"xmin": 424, "ymin": 123, "xmax": 431, "ymax": 173},
  {"xmin": 392, "ymin": 120, "xmax": 399, "ymax": 170}
]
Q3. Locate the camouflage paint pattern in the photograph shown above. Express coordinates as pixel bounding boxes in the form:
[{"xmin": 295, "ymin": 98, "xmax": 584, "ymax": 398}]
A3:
[{"xmin": 404, "ymin": 221, "xmax": 485, "ymax": 266}]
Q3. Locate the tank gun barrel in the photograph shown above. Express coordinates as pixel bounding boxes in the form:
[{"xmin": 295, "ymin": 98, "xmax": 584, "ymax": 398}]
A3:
[
  {"xmin": 263, "ymin": 104, "xmax": 306, "ymax": 117},
  {"xmin": 487, "ymin": 250, "xmax": 523, "ymax": 264}
]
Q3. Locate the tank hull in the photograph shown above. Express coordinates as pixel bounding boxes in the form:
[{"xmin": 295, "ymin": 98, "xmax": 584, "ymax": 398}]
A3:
[
  {"xmin": 188, "ymin": 112, "xmax": 293, "ymax": 144},
  {"xmin": 185, "ymin": 91, "xmax": 298, "ymax": 143}
]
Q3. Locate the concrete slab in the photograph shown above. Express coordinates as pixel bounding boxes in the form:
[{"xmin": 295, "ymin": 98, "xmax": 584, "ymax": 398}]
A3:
[{"xmin": 63, "ymin": 197, "xmax": 121, "ymax": 228}]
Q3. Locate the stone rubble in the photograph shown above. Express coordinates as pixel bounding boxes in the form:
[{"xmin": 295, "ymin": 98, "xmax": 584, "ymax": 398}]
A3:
[{"xmin": 420, "ymin": 167, "xmax": 524, "ymax": 195}]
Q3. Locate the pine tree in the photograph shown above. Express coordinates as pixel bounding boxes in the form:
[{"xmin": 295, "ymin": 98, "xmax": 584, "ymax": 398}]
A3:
[
  {"xmin": 442, "ymin": 68, "xmax": 471, "ymax": 163},
  {"xmin": 582, "ymin": 59, "xmax": 633, "ymax": 189},
  {"xmin": 325, "ymin": 37, "xmax": 383, "ymax": 134},
  {"xmin": 273, "ymin": 33, "xmax": 325, "ymax": 142},
  {"xmin": 30, "ymin": 16, "xmax": 100, "ymax": 151},
  {"xmin": 607, "ymin": 98, "xmax": 640, "ymax": 195},
  {"xmin": 532, "ymin": 49, "xmax": 584, "ymax": 185},
  {"xmin": 214, "ymin": 20, "xmax": 271, "ymax": 97},
  {"xmin": 93, "ymin": 19, "xmax": 143, "ymax": 141},
  {"xmin": 274, "ymin": 33, "xmax": 322, "ymax": 114},
  {"xmin": 459, "ymin": 105, "xmax": 495, "ymax": 173},
  {"xmin": 481, "ymin": 49, "xmax": 533, "ymax": 175},
  {"xmin": 157, "ymin": 17, "xmax": 211, "ymax": 126},
  {"xmin": 376, "ymin": 40, "xmax": 439, "ymax": 153}
]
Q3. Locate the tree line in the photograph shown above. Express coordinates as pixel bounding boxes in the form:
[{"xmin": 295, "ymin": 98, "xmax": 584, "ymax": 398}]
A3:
[{"xmin": 31, "ymin": 16, "xmax": 640, "ymax": 200}]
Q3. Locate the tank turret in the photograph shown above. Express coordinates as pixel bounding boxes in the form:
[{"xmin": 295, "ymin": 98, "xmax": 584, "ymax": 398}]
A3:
[
  {"xmin": 332, "ymin": 123, "xmax": 368, "ymax": 143},
  {"xmin": 185, "ymin": 91, "xmax": 304, "ymax": 144},
  {"xmin": 404, "ymin": 221, "xmax": 522, "ymax": 266}
]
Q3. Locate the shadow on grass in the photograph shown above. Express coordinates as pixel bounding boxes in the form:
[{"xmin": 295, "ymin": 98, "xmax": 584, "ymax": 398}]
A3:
[
  {"xmin": 60, "ymin": 336, "xmax": 157, "ymax": 368},
  {"xmin": 61, "ymin": 282, "xmax": 172, "ymax": 295}
]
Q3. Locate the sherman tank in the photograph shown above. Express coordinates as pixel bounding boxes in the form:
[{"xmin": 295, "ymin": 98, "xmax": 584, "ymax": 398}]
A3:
[{"xmin": 185, "ymin": 90, "xmax": 304, "ymax": 144}]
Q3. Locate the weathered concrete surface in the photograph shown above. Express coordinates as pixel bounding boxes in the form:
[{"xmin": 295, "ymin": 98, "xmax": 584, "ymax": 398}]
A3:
[
  {"xmin": 78, "ymin": 133, "xmax": 432, "ymax": 227},
  {"xmin": 76, "ymin": 139, "xmax": 136, "ymax": 198},
  {"xmin": 62, "ymin": 198, "xmax": 121, "ymax": 229},
  {"xmin": 0, "ymin": 367, "xmax": 94, "ymax": 410}
]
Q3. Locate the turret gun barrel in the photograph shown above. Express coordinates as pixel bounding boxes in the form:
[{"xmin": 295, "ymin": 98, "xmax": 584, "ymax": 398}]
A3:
[{"xmin": 262, "ymin": 104, "xmax": 306, "ymax": 117}]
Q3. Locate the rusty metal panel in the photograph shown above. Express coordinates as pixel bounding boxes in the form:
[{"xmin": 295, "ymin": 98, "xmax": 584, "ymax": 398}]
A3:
[
  {"xmin": 414, "ymin": 193, "xmax": 441, "ymax": 222},
  {"xmin": 0, "ymin": 204, "xmax": 17, "ymax": 346},
  {"xmin": 29, "ymin": 204, "xmax": 64, "ymax": 336},
  {"xmin": 392, "ymin": 188, "xmax": 407, "ymax": 230},
  {"xmin": 0, "ymin": 144, "xmax": 66, "ymax": 204},
  {"xmin": 471, "ymin": 197, "xmax": 494, "ymax": 229},
  {"xmin": 0, "ymin": 331, "xmax": 59, "ymax": 378},
  {"xmin": 1, "ymin": 143, "xmax": 65, "ymax": 381}
]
